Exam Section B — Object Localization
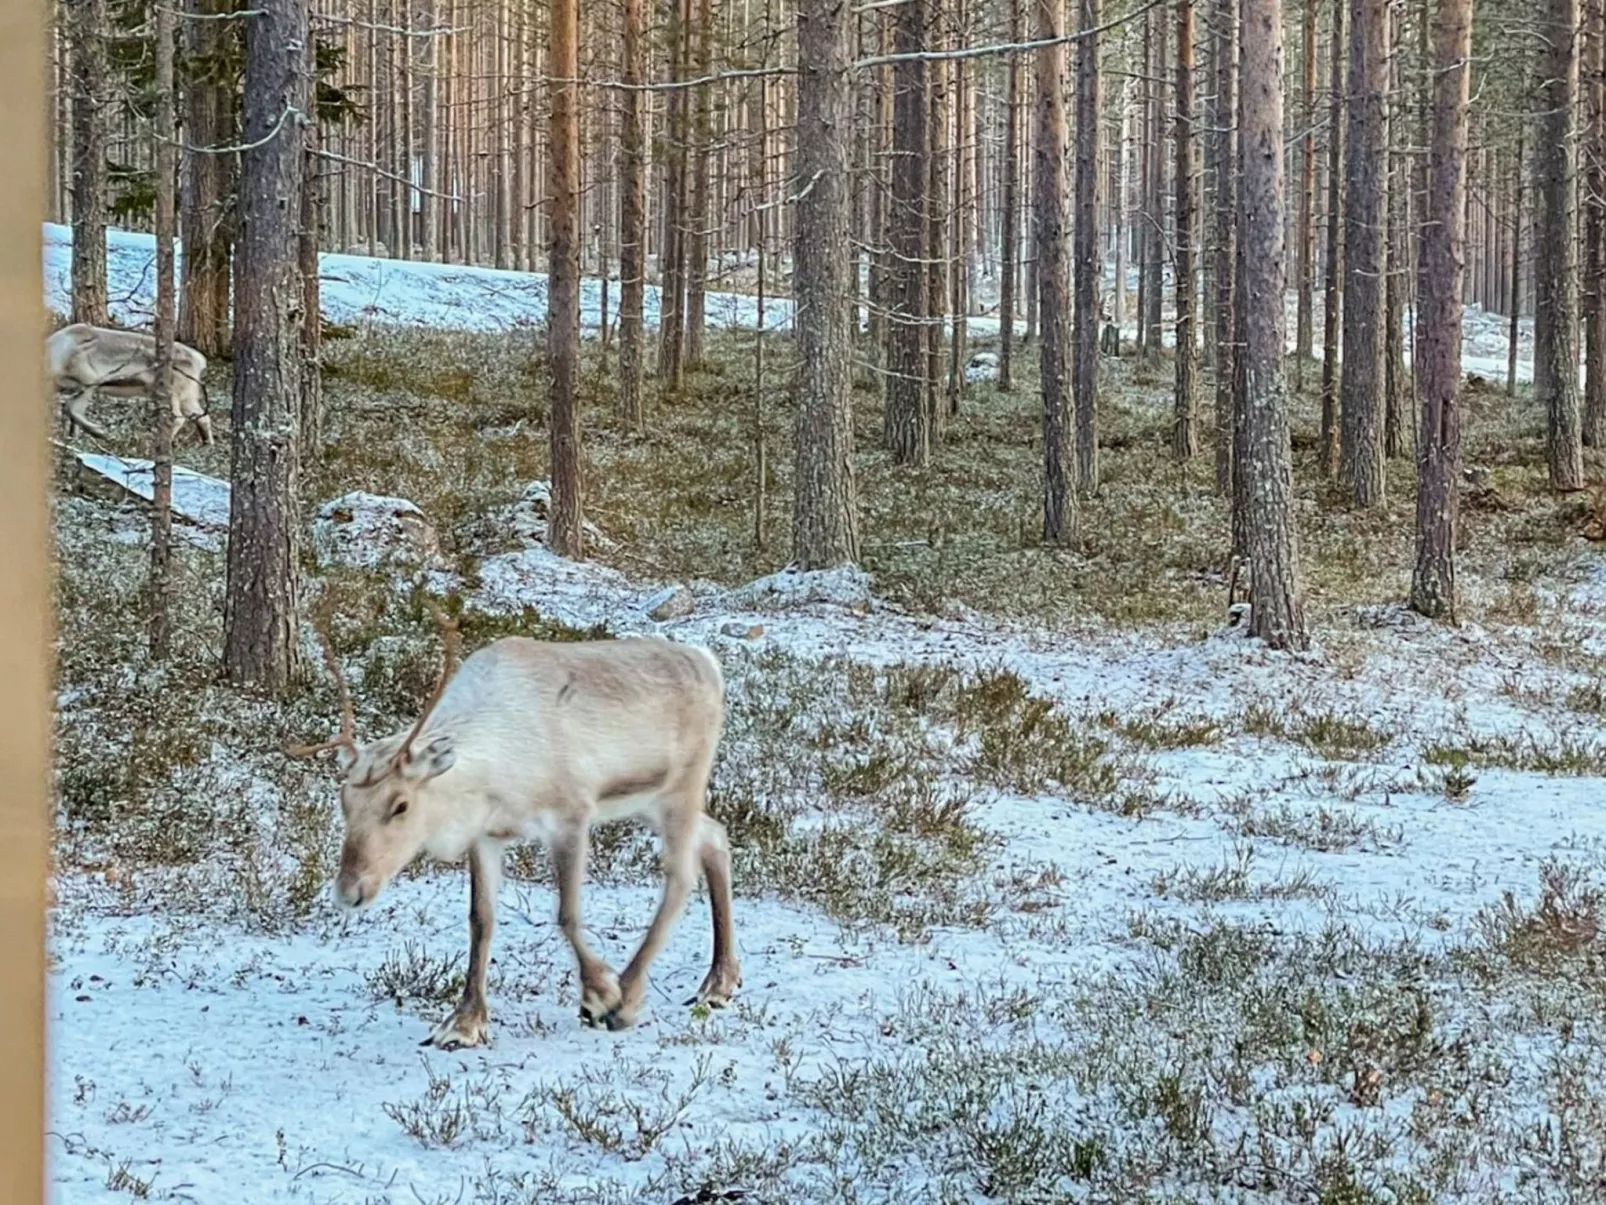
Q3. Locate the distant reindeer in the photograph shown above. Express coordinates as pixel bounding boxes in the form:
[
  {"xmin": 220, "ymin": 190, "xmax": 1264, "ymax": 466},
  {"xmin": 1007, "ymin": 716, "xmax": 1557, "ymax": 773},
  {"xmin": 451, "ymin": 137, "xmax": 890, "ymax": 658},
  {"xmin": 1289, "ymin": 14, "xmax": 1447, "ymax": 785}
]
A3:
[
  {"xmin": 46, "ymin": 323, "xmax": 214, "ymax": 445},
  {"xmin": 289, "ymin": 610, "xmax": 740, "ymax": 1048}
]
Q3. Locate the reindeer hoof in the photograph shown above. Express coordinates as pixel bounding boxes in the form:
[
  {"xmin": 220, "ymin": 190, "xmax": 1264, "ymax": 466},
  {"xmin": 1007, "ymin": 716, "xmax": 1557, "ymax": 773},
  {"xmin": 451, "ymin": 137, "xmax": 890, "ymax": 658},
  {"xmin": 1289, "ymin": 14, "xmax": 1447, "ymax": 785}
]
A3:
[
  {"xmin": 578, "ymin": 970, "xmax": 624, "ymax": 1028},
  {"xmin": 687, "ymin": 963, "xmax": 743, "ymax": 1009},
  {"xmin": 422, "ymin": 1006, "xmax": 490, "ymax": 1050},
  {"xmin": 598, "ymin": 1004, "xmax": 639, "ymax": 1031}
]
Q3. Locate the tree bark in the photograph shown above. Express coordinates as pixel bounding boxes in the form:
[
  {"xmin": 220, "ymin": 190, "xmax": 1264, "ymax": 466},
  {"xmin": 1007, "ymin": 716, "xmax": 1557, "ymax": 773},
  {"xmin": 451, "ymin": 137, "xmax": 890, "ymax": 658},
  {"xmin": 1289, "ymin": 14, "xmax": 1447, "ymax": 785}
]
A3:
[
  {"xmin": 999, "ymin": 0, "xmax": 1023, "ymax": 391},
  {"xmin": 299, "ymin": 20, "xmax": 322, "ymax": 455},
  {"xmin": 1320, "ymin": 0, "xmax": 1343, "ymax": 475},
  {"xmin": 1410, "ymin": 0, "xmax": 1471, "ymax": 620},
  {"xmin": 1508, "ymin": 128, "xmax": 1523, "ymax": 397},
  {"xmin": 1240, "ymin": 0, "xmax": 1308, "ymax": 649},
  {"xmin": 1036, "ymin": 0, "xmax": 1073, "ymax": 539},
  {"xmin": 1340, "ymin": 0, "xmax": 1387, "ymax": 506},
  {"xmin": 657, "ymin": 0, "xmax": 689, "ymax": 393},
  {"xmin": 1383, "ymin": 21, "xmax": 1407, "ymax": 461},
  {"xmin": 926, "ymin": 48, "xmax": 949, "ymax": 440},
  {"xmin": 150, "ymin": 0, "xmax": 178, "ymax": 661},
  {"xmin": 792, "ymin": 0, "xmax": 860, "ymax": 569},
  {"xmin": 1173, "ymin": 0, "xmax": 1197, "ymax": 459},
  {"xmin": 1536, "ymin": 0, "xmax": 1585, "ymax": 490},
  {"xmin": 1295, "ymin": 0, "xmax": 1318, "ymax": 384},
  {"xmin": 883, "ymin": 0, "xmax": 929, "ymax": 465},
  {"xmin": 548, "ymin": 0, "xmax": 584, "ymax": 556},
  {"xmin": 1073, "ymin": 0, "xmax": 1101, "ymax": 491},
  {"xmin": 1211, "ymin": 0, "xmax": 1237, "ymax": 495},
  {"xmin": 68, "ymin": 0, "xmax": 108, "ymax": 327},
  {"xmin": 1144, "ymin": 2, "xmax": 1167, "ymax": 360},
  {"xmin": 684, "ymin": 0, "xmax": 714, "ymax": 367},
  {"xmin": 1585, "ymin": 0, "xmax": 1606, "ymax": 444},
  {"xmin": 224, "ymin": 0, "xmax": 307, "ymax": 695},
  {"xmin": 178, "ymin": 0, "xmax": 237, "ymax": 357},
  {"xmin": 619, "ymin": 0, "xmax": 646, "ymax": 428}
]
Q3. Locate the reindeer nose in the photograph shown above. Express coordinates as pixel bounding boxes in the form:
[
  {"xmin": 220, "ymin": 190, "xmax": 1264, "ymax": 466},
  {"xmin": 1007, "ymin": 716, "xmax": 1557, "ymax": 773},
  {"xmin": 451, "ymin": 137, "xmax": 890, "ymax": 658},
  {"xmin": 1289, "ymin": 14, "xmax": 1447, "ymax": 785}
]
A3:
[{"xmin": 333, "ymin": 873, "xmax": 371, "ymax": 912}]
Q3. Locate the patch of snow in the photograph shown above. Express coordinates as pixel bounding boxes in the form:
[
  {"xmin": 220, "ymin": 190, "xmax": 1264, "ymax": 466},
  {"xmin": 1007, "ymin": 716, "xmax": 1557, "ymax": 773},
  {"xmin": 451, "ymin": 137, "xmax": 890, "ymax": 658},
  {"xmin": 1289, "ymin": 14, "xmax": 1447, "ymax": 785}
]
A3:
[{"xmin": 70, "ymin": 450, "xmax": 230, "ymax": 550}]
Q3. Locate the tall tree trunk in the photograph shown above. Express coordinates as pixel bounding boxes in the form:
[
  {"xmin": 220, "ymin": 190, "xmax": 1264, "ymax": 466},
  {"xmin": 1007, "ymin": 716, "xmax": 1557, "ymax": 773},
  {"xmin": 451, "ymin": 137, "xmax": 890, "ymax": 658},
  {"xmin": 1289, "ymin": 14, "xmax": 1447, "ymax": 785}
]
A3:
[
  {"xmin": 1211, "ymin": 0, "xmax": 1237, "ymax": 495},
  {"xmin": 150, "ymin": 0, "xmax": 178, "ymax": 661},
  {"xmin": 1144, "ymin": 2, "xmax": 1167, "ymax": 359},
  {"xmin": 1508, "ymin": 127, "xmax": 1523, "ymax": 397},
  {"xmin": 619, "ymin": 0, "xmax": 646, "ymax": 428},
  {"xmin": 1073, "ymin": 0, "xmax": 1101, "ymax": 492},
  {"xmin": 178, "ymin": 0, "xmax": 237, "ymax": 357},
  {"xmin": 1585, "ymin": 0, "xmax": 1606, "ymax": 444},
  {"xmin": 1137, "ymin": 11, "xmax": 1152, "ymax": 353},
  {"xmin": 422, "ymin": 0, "xmax": 439, "ymax": 261},
  {"xmin": 792, "ymin": 0, "xmax": 860, "ymax": 569},
  {"xmin": 884, "ymin": 0, "xmax": 929, "ymax": 465},
  {"xmin": 866, "ymin": 11, "xmax": 891, "ymax": 356},
  {"xmin": 1536, "ymin": 0, "xmax": 1584, "ymax": 490},
  {"xmin": 1173, "ymin": 0, "xmax": 1197, "ymax": 459},
  {"xmin": 1320, "ymin": 0, "xmax": 1343, "ymax": 475},
  {"xmin": 926, "ymin": 49, "xmax": 949, "ymax": 441},
  {"xmin": 68, "ymin": 0, "xmax": 108, "ymax": 327},
  {"xmin": 1036, "ymin": 0, "xmax": 1072, "ymax": 539},
  {"xmin": 999, "ymin": 0, "xmax": 1023, "ymax": 391},
  {"xmin": 946, "ymin": 21, "xmax": 970, "ymax": 420},
  {"xmin": 299, "ymin": 21, "xmax": 322, "ymax": 454},
  {"xmin": 657, "ymin": 0, "xmax": 689, "ymax": 393},
  {"xmin": 1383, "ymin": 24, "xmax": 1406, "ymax": 461},
  {"xmin": 1295, "ymin": 0, "xmax": 1318, "ymax": 385},
  {"xmin": 1240, "ymin": 0, "xmax": 1308, "ymax": 649},
  {"xmin": 1340, "ymin": 0, "xmax": 1387, "ymax": 506},
  {"xmin": 548, "ymin": 0, "xmax": 584, "ymax": 555},
  {"xmin": 684, "ymin": 0, "xmax": 713, "ymax": 367},
  {"xmin": 1410, "ymin": 0, "xmax": 1471, "ymax": 619},
  {"xmin": 224, "ymin": 0, "xmax": 307, "ymax": 695}
]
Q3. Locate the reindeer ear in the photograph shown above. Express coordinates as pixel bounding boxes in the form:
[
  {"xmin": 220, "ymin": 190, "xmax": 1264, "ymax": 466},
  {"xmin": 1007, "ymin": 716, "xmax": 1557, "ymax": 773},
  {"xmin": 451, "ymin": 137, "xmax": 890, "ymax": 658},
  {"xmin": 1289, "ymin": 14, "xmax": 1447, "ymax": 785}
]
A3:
[
  {"xmin": 405, "ymin": 733, "xmax": 456, "ymax": 781},
  {"xmin": 334, "ymin": 744, "xmax": 359, "ymax": 776}
]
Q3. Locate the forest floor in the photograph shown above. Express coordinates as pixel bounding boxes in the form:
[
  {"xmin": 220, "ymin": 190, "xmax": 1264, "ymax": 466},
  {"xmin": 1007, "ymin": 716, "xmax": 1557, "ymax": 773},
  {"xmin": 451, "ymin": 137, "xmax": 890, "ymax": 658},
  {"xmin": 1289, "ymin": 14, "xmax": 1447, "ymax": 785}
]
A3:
[{"xmin": 45, "ymin": 252, "xmax": 1606, "ymax": 1202}]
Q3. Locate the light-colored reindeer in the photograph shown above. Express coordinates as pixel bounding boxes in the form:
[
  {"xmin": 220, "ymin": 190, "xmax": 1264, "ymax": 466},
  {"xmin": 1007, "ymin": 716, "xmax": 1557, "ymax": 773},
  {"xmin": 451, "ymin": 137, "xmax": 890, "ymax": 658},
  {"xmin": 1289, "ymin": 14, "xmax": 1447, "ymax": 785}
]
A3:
[
  {"xmin": 290, "ymin": 610, "xmax": 741, "ymax": 1048},
  {"xmin": 46, "ymin": 323, "xmax": 214, "ymax": 445}
]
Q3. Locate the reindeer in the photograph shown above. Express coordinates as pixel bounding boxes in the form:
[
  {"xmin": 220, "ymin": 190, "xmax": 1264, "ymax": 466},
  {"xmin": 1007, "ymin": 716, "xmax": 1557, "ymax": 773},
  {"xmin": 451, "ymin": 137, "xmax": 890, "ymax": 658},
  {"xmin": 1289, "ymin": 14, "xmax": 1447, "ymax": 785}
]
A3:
[
  {"xmin": 289, "ymin": 610, "xmax": 741, "ymax": 1048},
  {"xmin": 46, "ymin": 323, "xmax": 214, "ymax": 446}
]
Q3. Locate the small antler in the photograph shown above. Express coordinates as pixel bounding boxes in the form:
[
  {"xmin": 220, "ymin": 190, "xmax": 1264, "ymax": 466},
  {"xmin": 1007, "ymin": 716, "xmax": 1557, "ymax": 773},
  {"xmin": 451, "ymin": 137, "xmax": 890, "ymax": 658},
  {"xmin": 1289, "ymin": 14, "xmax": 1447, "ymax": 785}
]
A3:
[
  {"xmin": 388, "ymin": 604, "xmax": 463, "ymax": 772},
  {"xmin": 287, "ymin": 601, "xmax": 359, "ymax": 759}
]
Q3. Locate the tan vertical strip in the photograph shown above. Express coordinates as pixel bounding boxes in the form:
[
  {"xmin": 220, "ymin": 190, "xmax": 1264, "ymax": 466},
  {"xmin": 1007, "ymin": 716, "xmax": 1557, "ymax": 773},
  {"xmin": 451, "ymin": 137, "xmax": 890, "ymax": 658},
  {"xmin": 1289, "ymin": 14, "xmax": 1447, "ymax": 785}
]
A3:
[{"xmin": 0, "ymin": 0, "xmax": 51, "ymax": 1196}]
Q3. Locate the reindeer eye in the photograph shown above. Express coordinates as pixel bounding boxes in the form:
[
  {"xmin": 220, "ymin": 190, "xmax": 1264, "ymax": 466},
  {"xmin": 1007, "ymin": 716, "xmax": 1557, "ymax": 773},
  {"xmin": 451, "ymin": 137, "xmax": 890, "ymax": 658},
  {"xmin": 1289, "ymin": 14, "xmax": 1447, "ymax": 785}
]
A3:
[{"xmin": 386, "ymin": 796, "xmax": 409, "ymax": 821}]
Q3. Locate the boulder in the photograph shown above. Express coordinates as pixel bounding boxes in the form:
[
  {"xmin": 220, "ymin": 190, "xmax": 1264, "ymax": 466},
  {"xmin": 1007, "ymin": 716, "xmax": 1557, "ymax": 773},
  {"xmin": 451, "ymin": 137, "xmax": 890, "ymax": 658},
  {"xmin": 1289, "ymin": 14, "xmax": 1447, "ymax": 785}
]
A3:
[
  {"xmin": 730, "ymin": 564, "xmax": 873, "ymax": 612},
  {"xmin": 642, "ymin": 584, "xmax": 696, "ymax": 621},
  {"xmin": 963, "ymin": 351, "xmax": 1001, "ymax": 383},
  {"xmin": 313, "ymin": 491, "xmax": 444, "ymax": 571}
]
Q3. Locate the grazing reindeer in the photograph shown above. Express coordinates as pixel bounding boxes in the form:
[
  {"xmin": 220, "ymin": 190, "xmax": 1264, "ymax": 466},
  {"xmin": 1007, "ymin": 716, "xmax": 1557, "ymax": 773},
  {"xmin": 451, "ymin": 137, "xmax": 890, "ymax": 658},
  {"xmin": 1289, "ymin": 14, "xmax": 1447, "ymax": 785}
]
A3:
[
  {"xmin": 289, "ymin": 610, "xmax": 740, "ymax": 1048},
  {"xmin": 46, "ymin": 323, "xmax": 214, "ymax": 445}
]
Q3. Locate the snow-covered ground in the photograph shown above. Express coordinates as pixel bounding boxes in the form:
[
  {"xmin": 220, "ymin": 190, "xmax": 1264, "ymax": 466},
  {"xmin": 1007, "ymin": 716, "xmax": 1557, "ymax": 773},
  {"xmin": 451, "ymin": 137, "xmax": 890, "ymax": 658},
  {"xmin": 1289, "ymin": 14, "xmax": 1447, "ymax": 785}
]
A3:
[{"xmin": 47, "ymin": 529, "xmax": 1606, "ymax": 1201}]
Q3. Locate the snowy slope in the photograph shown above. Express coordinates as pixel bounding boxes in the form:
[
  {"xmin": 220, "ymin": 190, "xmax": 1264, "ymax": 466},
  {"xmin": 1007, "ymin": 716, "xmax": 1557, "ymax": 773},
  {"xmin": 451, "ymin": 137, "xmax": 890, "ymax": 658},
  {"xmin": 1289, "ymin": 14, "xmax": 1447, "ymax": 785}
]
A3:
[{"xmin": 43, "ymin": 223, "xmax": 1544, "ymax": 381}]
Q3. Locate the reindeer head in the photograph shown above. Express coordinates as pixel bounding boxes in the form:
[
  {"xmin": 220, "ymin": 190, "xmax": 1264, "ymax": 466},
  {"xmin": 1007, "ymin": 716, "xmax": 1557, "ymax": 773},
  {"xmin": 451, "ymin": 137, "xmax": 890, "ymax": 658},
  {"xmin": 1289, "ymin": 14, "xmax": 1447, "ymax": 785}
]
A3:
[{"xmin": 290, "ymin": 606, "xmax": 463, "ymax": 912}]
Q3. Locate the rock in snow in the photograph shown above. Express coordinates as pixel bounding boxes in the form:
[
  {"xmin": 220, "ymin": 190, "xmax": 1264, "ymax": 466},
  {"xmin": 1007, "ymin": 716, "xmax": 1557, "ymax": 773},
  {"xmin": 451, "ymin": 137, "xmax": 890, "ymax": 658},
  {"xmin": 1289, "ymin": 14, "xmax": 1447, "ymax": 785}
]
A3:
[{"xmin": 313, "ymin": 491, "xmax": 444, "ymax": 571}]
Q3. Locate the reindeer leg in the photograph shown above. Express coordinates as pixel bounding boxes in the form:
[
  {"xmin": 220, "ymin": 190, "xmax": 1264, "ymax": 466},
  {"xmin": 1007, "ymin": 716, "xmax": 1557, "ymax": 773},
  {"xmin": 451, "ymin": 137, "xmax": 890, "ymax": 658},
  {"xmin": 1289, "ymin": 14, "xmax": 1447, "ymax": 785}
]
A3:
[
  {"xmin": 63, "ymin": 388, "xmax": 111, "ymax": 442},
  {"xmin": 553, "ymin": 823, "xmax": 623, "ymax": 1026},
  {"xmin": 685, "ymin": 813, "xmax": 741, "ymax": 1009},
  {"xmin": 423, "ymin": 840, "xmax": 500, "ymax": 1050},
  {"xmin": 601, "ymin": 802, "xmax": 698, "ymax": 1031}
]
